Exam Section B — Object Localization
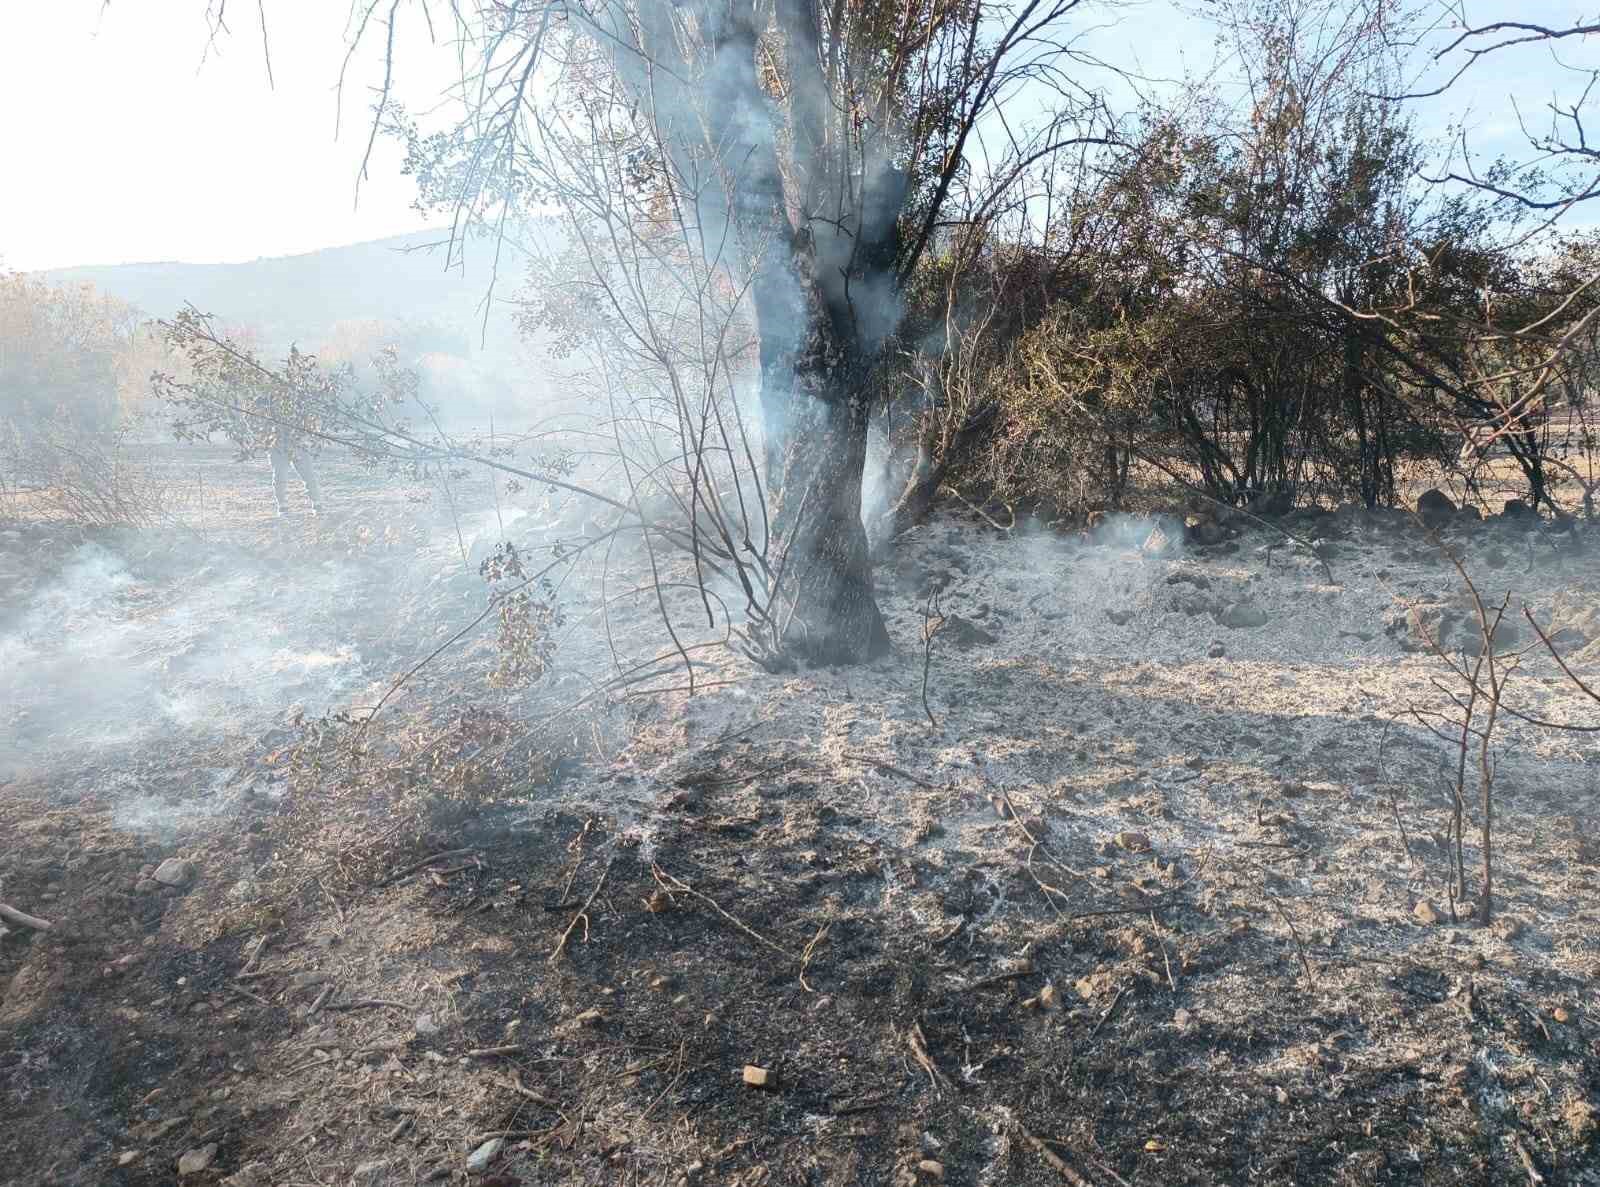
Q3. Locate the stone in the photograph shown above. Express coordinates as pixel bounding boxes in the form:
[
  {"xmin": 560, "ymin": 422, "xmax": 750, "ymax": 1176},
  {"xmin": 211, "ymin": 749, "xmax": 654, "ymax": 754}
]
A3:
[
  {"xmin": 1207, "ymin": 641, "xmax": 1225, "ymax": 658},
  {"xmin": 1414, "ymin": 900, "xmax": 1440, "ymax": 925},
  {"xmin": 222, "ymin": 1164, "xmax": 271, "ymax": 1187},
  {"xmin": 1501, "ymin": 498, "xmax": 1535, "ymax": 520},
  {"xmin": 1457, "ymin": 505, "xmax": 1482, "ymax": 522},
  {"xmin": 917, "ymin": 1159, "xmax": 946, "ymax": 1179},
  {"xmin": 116, "ymin": 1151, "xmax": 141, "ymax": 1167},
  {"xmin": 353, "ymin": 1161, "xmax": 389, "ymax": 1184},
  {"xmin": 465, "ymin": 1137, "xmax": 503, "ymax": 1174},
  {"xmin": 742, "ymin": 1064, "xmax": 775, "ymax": 1088},
  {"xmin": 414, "ymin": 1012, "xmax": 440, "ymax": 1037},
  {"xmin": 1114, "ymin": 831, "xmax": 1153, "ymax": 854},
  {"xmin": 153, "ymin": 859, "xmax": 197, "ymax": 888},
  {"xmin": 1417, "ymin": 488, "xmax": 1457, "ymax": 525},
  {"xmin": 1106, "ymin": 608, "xmax": 1134, "ymax": 626},
  {"xmin": 178, "ymin": 1144, "xmax": 218, "ymax": 1176},
  {"xmin": 1218, "ymin": 602, "xmax": 1268, "ymax": 629}
]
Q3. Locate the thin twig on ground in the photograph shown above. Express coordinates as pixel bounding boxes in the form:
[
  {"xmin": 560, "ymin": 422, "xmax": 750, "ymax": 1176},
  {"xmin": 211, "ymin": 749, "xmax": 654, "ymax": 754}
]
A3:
[
  {"xmin": 1088, "ymin": 983, "xmax": 1128, "ymax": 1039},
  {"xmin": 799, "ymin": 924, "xmax": 830, "ymax": 992},
  {"xmin": 921, "ymin": 593, "xmax": 946, "ymax": 729},
  {"xmin": 236, "ymin": 933, "xmax": 270, "ymax": 979},
  {"xmin": 551, "ymin": 854, "xmax": 614, "ymax": 965},
  {"xmin": 650, "ymin": 864, "xmax": 797, "ymax": 962},
  {"xmin": 842, "ymin": 753, "xmax": 941, "ymax": 788},
  {"xmin": 228, "ymin": 983, "xmax": 271, "ymax": 1007},
  {"xmin": 1151, "ymin": 911, "xmax": 1177, "ymax": 991},
  {"xmin": 907, "ymin": 1022, "xmax": 946, "ymax": 1095},
  {"xmin": 1260, "ymin": 887, "xmax": 1316, "ymax": 990}
]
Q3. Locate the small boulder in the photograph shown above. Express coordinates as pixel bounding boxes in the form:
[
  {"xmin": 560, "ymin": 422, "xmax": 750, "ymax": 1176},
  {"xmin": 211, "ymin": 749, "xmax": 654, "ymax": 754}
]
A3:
[
  {"xmin": 153, "ymin": 859, "xmax": 196, "ymax": 888},
  {"xmin": 1501, "ymin": 498, "xmax": 1535, "ymax": 521},
  {"xmin": 1417, "ymin": 488, "xmax": 1457, "ymax": 526},
  {"xmin": 178, "ymin": 1144, "xmax": 218, "ymax": 1176},
  {"xmin": 1207, "ymin": 641, "xmax": 1225, "ymax": 659},
  {"xmin": 1414, "ymin": 900, "xmax": 1441, "ymax": 925},
  {"xmin": 1218, "ymin": 602, "xmax": 1268, "ymax": 629},
  {"xmin": 465, "ymin": 1137, "xmax": 504, "ymax": 1174}
]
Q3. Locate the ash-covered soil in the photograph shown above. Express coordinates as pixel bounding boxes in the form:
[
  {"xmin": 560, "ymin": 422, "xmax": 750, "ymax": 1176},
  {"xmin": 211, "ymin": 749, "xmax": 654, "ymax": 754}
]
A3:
[{"xmin": 3, "ymin": 484, "xmax": 1600, "ymax": 1187}]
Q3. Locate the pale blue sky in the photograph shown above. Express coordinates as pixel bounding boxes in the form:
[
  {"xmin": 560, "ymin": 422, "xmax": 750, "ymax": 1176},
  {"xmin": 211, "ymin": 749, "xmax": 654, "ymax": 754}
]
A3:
[{"xmin": 1, "ymin": 1, "xmax": 1595, "ymax": 272}]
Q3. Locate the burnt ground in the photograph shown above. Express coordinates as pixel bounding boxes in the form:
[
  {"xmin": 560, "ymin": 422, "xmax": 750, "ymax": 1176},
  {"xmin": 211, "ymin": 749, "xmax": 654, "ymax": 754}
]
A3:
[{"xmin": 3, "ymin": 447, "xmax": 1600, "ymax": 1187}]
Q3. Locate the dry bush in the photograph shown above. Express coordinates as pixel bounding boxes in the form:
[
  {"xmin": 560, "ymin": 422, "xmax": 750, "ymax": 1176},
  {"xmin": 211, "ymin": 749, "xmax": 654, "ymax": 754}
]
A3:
[{"xmin": 0, "ymin": 423, "xmax": 170, "ymax": 527}]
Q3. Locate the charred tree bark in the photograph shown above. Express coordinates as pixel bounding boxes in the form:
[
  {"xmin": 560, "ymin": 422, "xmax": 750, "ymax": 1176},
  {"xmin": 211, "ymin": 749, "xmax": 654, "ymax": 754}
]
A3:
[
  {"xmin": 755, "ymin": 237, "xmax": 893, "ymax": 665},
  {"xmin": 767, "ymin": 376, "xmax": 891, "ymax": 664}
]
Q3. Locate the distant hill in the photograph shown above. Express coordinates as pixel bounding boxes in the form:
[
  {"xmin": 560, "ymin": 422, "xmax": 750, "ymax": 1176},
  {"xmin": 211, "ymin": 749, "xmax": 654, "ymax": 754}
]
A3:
[
  {"xmin": 36, "ymin": 230, "xmax": 531, "ymax": 356},
  {"xmin": 33, "ymin": 230, "xmax": 579, "ymax": 428}
]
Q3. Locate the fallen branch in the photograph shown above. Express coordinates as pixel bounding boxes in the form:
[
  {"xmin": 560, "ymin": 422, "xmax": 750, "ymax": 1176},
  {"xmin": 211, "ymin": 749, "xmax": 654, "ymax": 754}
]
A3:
[
  {"xmin": 493, "ymin": 1074, "xmax": 562, "ymax": 1108},
  {"xmin": 382, "ymin": 848, "xmax": 478, "ymax": 887},
  {"xmin": 325, "ymin": 998, "xmax": 411, "ymax": 1011},
  {"xmin": 0, "ymin": 902, "xmax": 53, "ymax": 931},
  {"xmin": 1013, "ymin": 1123, "xmax": 1098, "ymax": 1187}
]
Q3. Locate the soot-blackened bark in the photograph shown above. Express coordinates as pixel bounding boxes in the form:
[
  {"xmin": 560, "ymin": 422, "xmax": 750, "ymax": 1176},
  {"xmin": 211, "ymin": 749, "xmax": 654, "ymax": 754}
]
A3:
[
  {"xmin": 769, "ymin": 381, "xmax": 892, "ymax": 665},
  {"xmin": 754, "ymin": 239, "xmax": 892, "ymax": 666}
]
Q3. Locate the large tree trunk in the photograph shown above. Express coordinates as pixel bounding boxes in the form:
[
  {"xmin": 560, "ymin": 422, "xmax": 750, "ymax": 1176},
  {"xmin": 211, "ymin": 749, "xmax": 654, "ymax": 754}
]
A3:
[
  {"xmin": 739, "ymin": 188, "xmax": 896, "ymax": 666},
  {"xmin": 766, "ymin": 377, "xmax": 891, "ymax": 665}
]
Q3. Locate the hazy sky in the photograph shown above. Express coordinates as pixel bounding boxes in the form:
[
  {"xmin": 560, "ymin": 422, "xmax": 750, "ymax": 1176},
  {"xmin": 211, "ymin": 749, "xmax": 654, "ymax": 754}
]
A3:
[
  {"xmin": 1, "ymin": 2, "xmax": 1594, "ymax": 272},
  {"xmin": 1, "ymin": 4, "xmax": 450, "ymax": 271}
]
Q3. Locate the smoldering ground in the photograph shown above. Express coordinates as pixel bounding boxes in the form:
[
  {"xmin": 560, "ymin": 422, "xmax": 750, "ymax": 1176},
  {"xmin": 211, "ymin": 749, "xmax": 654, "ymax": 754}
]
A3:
[
  {"xmin": 0, "ymin": 438, "xmax": 733, "ymax": 835},
  {"xmin": 10, "ymin": 475, "xmax": 1600, "ymax": 1187}
]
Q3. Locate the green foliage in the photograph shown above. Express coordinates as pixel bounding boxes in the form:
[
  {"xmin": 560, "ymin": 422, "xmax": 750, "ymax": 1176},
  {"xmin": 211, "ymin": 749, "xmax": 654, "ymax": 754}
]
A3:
[{"xmin": 153, "ymin": 308, "xmax": 422, "ymax": 467}]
